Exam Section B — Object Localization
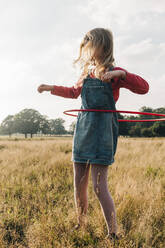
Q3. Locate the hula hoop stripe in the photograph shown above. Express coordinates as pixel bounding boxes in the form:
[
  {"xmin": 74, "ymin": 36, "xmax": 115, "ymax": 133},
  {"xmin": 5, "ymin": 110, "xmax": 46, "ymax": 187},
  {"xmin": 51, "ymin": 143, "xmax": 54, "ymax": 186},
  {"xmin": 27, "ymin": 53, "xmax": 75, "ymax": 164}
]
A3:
[{"xmin": 63, "ymin": 109, "xmax": 165, "ymax": 122}]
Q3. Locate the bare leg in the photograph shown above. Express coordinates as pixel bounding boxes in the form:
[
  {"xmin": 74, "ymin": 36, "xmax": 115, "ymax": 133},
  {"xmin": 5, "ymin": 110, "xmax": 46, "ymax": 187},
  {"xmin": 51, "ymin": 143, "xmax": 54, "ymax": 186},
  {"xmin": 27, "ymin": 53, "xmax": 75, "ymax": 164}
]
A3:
[
  {"xmin": 91, "ymin": 163, "xmax": 117, "ymax": 235},
  {"xmin": 73, "ymin": 162, "xmax": 90, "ymax": 226}
]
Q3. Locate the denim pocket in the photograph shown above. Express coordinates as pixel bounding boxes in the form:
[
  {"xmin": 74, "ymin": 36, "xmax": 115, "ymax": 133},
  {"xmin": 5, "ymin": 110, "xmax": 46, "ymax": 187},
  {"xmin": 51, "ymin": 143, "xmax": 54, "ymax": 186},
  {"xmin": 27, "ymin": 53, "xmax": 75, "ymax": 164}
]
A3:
[{"xmin": 82, "ymin": 85, "xmax": 110, "ymax": 109}]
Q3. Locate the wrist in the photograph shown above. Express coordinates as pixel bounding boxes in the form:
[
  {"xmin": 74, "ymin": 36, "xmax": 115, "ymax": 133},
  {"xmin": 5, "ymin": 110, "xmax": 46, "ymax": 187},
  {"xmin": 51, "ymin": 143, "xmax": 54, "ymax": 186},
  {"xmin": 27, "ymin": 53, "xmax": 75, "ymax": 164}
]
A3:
[{"xmin": 47, "ymin": 85, "xmax": 54, "ymax": 91}]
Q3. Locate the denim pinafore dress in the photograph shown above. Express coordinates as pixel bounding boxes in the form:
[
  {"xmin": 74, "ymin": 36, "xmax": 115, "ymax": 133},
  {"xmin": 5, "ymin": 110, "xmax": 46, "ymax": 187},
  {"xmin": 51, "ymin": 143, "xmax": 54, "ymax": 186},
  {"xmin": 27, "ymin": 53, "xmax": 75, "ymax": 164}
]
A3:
[{"xmin": 71, "ymin": 72, "xmax": 119, "ymax": 166}]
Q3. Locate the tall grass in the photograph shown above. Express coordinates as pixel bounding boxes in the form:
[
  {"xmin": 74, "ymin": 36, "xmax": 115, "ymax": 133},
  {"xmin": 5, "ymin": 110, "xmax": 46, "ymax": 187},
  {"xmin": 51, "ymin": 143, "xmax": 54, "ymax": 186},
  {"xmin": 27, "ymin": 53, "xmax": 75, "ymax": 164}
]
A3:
[{"xmin": 0, "ymin": 137, "xmax": 164, "ymax": 247}]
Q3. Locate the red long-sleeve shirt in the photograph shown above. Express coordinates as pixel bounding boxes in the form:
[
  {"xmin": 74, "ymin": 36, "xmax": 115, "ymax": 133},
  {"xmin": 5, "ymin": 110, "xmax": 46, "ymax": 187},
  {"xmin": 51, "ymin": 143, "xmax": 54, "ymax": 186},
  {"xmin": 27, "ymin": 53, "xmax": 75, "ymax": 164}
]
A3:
[{"xmin": 50, "ymin": 67, "xmax": 149, "ymax": 102}]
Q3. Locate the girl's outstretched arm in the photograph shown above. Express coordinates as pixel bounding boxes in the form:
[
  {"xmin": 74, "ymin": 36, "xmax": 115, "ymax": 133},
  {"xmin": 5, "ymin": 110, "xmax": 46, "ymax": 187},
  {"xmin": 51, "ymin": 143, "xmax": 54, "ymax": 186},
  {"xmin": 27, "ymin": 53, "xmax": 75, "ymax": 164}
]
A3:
[
  {"xmin": 38, "ymin": 73, "xmax": 84, "ymax": 98},
  {"xmin": 37, "ymin": 83, "xmax": 81, "ymax": 98},
  {"xmin": 50, "ymin": 85, "xmax": 82, "ymax": 98}
]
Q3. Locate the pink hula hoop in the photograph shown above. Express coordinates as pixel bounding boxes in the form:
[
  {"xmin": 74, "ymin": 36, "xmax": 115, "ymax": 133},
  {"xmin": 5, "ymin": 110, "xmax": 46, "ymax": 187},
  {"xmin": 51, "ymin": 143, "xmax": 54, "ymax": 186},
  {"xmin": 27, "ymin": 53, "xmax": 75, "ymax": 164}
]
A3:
[{"xmin": 63, "ymin": 109, "xmax": 165, "ymax": 122}]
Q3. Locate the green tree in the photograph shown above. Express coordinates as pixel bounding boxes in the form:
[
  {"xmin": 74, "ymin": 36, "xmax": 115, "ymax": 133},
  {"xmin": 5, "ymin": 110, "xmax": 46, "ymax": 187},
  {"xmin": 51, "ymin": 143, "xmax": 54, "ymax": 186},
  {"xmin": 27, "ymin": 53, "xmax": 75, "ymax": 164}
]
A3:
[
  {"xmin": 128, "ymin": 125, "xmax": 141, "ymax": 137},
  {"xmin": 49, "ymin": 118, "xmax": 66, "ymax": 135},
  {"xmin": 0, "ymin": 115, "xmax": 15, "ymax": 137},
  {"xmin": 118, "ymin": 114, "xmax": 129, "ymax": 136},
  {"xmin": 39, "ymin": 115, "xmax": 50, "ymax": 135},
  {"xmin": 141, "ymin": 127, "xmax": 153, "ymax": 137},
  {"xmin": 152, "ymin": 122, "xmax": 165, "ymax": 137},
  {"xmin": 138, "ymin": 106, "xmax": 154, "ymax": 128},
  {"xmin": 154, "ymin": 107, "xmax": 165, "ymax": 114},
  {"xmin": 14, "ymin": 109, "xmax": 46, "ymax": 138}
]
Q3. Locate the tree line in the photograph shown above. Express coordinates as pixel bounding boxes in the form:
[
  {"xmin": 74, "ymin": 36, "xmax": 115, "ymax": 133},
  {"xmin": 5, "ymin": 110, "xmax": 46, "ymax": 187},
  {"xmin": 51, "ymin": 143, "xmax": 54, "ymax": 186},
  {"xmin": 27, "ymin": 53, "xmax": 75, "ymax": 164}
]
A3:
[
  {"xmin": 0, "ymin": 107, "xmax": 164, "ymax": 138},
  {"xmin": 118, "ymin": 106, "xmax": 165, "ymax": 137},
  {"xmin": 0, "ymin": 109, "xmax": 74, "ymax": 138}
]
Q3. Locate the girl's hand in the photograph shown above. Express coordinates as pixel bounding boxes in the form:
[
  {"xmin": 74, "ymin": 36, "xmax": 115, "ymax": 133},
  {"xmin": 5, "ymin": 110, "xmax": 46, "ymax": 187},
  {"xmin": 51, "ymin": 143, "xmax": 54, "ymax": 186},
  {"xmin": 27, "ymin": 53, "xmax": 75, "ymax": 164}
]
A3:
[
  {"xmin": 37, "ymin": 84, "xmax": 54, "ymax": 93},
  {"xmin": 101, "ymin": 70, "xmax": 126, "ymax": 82}
]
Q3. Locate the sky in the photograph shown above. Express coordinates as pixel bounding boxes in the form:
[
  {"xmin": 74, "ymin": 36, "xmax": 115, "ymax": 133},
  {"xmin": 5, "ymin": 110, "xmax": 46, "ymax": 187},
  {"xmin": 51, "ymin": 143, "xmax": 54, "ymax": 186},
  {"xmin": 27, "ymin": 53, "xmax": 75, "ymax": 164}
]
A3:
[{"xmin": 0, "ymin": 0, "xmax": 165, "ymax": 129}]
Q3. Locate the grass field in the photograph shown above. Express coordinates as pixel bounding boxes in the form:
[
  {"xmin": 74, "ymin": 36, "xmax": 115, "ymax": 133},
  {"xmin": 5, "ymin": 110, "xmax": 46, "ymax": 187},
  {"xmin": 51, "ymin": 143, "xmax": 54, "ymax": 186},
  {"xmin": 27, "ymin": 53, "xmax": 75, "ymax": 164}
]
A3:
[{"xmin": 0, "ymin": 137, "xmax": 165, "ymax": 248}]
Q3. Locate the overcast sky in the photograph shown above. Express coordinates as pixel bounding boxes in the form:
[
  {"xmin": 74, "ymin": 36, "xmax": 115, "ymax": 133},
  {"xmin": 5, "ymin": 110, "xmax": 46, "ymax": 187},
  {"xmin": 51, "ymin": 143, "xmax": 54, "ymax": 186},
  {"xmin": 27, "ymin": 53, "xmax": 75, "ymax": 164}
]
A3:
[{"xmin": 0, "ymin": 0, "xmax": 165, "ymax": 129}]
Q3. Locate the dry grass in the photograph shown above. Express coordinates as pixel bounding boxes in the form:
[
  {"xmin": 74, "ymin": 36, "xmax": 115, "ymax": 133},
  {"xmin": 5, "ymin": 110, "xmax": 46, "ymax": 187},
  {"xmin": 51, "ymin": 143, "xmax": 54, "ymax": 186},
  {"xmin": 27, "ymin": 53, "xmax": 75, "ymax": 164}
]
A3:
[{"xmin": 0, "ymin": 137, "xmax": 165, "ymax": 248}]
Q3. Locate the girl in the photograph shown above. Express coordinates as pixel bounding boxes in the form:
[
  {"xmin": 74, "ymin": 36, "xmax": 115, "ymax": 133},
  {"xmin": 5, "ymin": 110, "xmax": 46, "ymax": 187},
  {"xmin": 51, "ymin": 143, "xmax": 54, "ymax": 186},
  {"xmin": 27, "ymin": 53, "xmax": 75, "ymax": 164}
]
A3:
[{"xmin": 37, "ymin": 28, "xmax": 149, "ymax": 242}]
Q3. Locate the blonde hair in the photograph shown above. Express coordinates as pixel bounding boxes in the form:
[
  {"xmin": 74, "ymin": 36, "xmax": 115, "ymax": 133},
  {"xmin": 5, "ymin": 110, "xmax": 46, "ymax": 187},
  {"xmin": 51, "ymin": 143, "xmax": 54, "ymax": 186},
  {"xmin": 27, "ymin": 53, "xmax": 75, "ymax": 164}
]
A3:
[{"xmin": 74, "ymin": 28, "xmax": 115, "ymax": 79}]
